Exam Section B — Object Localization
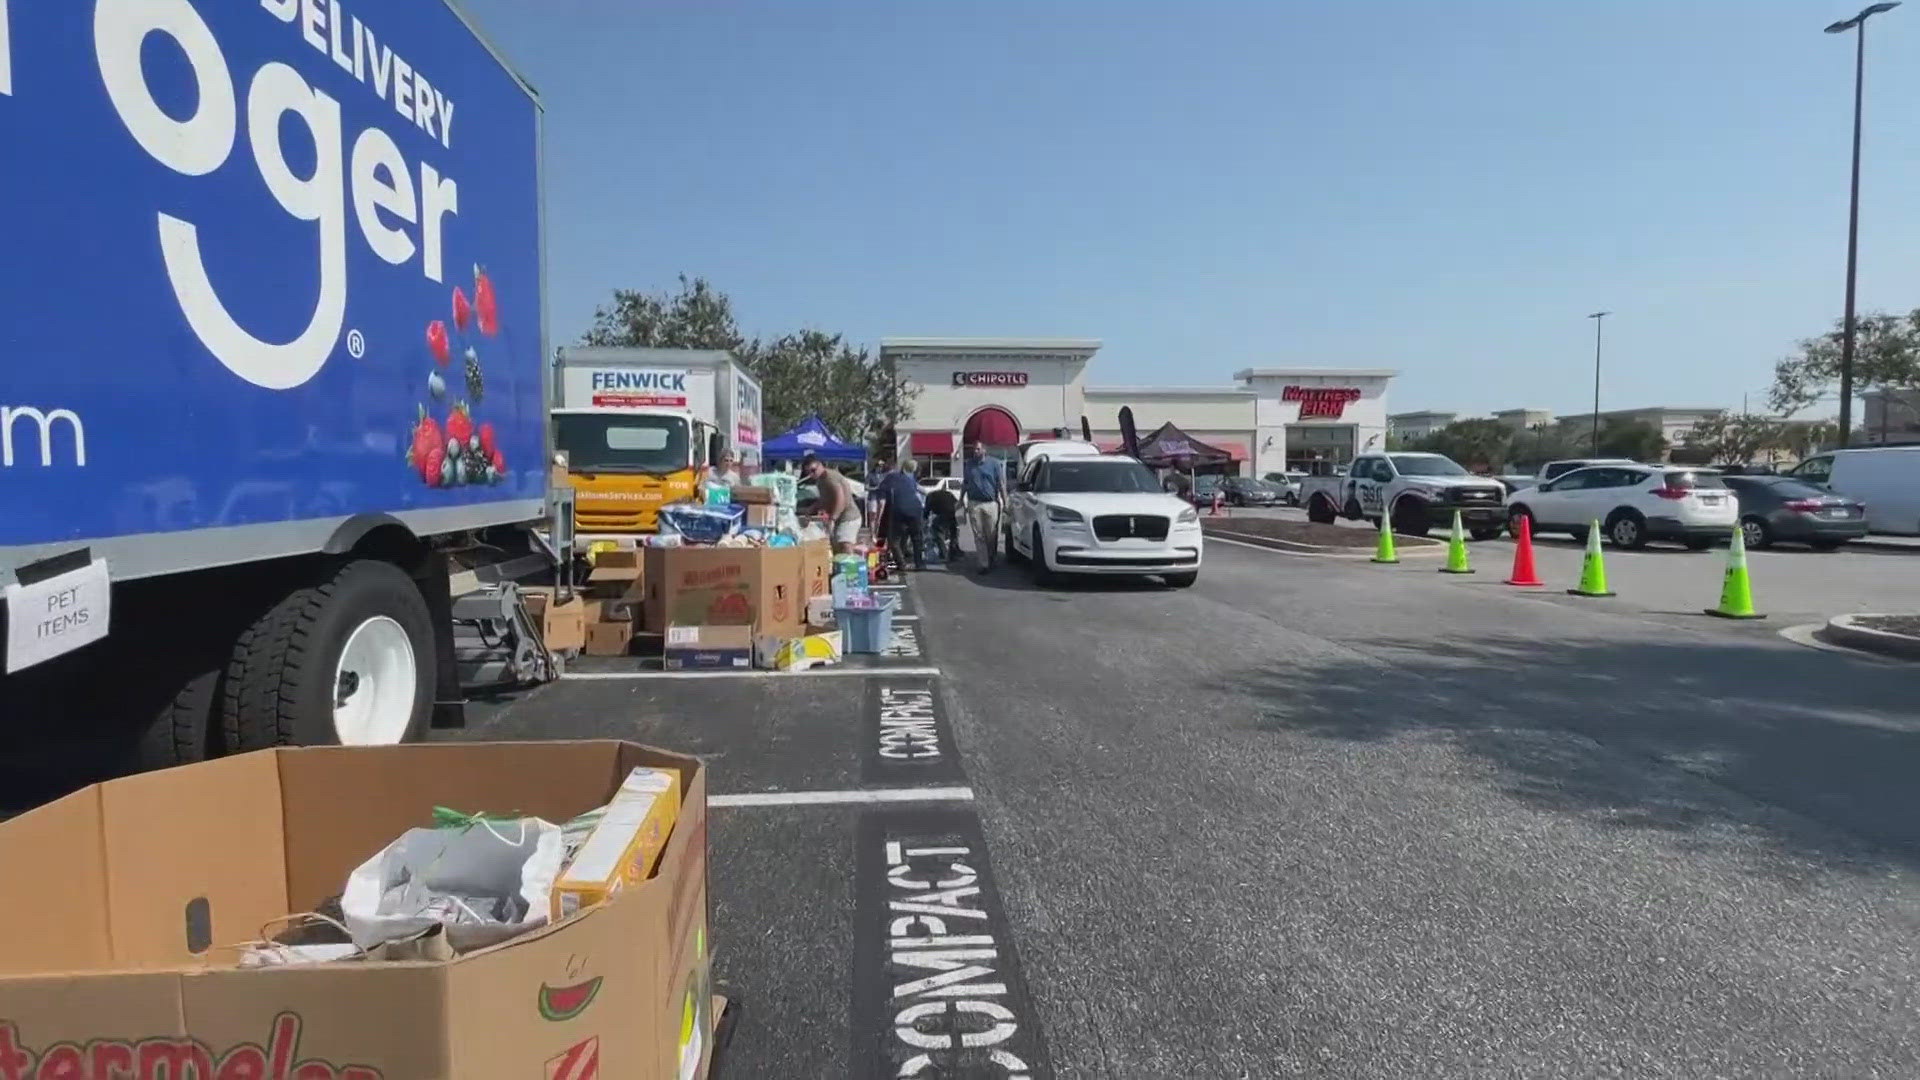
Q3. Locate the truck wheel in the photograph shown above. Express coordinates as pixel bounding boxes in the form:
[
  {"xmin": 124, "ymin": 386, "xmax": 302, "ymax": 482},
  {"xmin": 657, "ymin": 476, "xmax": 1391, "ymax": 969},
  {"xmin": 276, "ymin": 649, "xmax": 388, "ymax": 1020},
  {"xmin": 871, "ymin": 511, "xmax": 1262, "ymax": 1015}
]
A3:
[
  {"xmin": 1391, "ymin": 498, "xmax": 1431, "ymax": 538},
  {"xmin": 1343, "ymin": 497, "xmax": 1363, "ymax": 520},
  {"xmin": 1307, "ymin": 496, "xmax": 1336, "ymax": 524},
  {"xmin": 132, "ymin": 666, "xmax": 222, "ymax": 772},
  {"xmin": 1163, "ymin": 571, "xmax": 1198, "ymax": 588},
  {"xmin": 1470, "ymin": 527, "xmax": 1503, "ymax": 542},
  {"xmin": 223, "ymin": 560, "xmax": 434, "ymax": 751}
]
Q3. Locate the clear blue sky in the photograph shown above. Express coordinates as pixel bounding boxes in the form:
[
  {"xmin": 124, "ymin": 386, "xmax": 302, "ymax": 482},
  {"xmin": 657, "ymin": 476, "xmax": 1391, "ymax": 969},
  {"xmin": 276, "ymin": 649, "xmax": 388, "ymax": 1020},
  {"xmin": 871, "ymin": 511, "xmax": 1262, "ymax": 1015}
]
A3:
[{"xmin": 460, "ymin": 0, "xmax": 1920, "ymax": 418}]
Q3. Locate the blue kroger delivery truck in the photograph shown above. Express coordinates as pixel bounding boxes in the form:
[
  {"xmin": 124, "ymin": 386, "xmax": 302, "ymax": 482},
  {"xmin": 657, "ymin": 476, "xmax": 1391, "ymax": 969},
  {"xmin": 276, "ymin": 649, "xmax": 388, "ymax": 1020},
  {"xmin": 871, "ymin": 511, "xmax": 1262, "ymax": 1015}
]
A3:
[{"xmin": 0, "ymin": 1, "xmax": 547, "ymax": 773}]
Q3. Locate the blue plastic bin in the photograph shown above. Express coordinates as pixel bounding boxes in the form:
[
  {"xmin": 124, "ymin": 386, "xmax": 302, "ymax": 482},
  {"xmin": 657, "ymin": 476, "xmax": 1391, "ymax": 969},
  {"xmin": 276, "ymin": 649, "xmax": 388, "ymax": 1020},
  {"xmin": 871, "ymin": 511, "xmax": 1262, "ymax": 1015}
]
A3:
[{"xmin": 836, "ymin": 593, "xmax": 900, "ymax": 654}]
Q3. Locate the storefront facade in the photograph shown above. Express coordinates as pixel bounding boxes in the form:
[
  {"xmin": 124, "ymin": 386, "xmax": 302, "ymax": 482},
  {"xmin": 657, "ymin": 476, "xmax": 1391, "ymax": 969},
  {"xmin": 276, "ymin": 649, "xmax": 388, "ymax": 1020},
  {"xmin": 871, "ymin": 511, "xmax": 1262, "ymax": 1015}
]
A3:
[{"xmin": 882, "ymin": 338, "xmax": 1394, "ymax": 478}]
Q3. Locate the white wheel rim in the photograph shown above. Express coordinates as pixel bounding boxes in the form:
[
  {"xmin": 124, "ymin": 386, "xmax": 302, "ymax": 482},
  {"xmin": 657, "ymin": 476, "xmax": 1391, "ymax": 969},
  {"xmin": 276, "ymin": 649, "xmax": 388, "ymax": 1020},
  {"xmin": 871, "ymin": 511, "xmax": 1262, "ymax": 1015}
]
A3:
[{"xmin": 333, "ymin": 616, "xmax": 417, "ymax": 745}]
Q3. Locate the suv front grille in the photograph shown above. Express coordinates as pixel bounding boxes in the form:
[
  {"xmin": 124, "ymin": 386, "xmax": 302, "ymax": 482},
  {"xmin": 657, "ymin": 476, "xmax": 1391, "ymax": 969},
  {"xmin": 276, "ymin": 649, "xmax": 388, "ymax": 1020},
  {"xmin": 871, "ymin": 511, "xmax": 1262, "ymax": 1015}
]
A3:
[{"xmin": 1093, "ymin": 514, "xmax": 1170, "ymax": 542}]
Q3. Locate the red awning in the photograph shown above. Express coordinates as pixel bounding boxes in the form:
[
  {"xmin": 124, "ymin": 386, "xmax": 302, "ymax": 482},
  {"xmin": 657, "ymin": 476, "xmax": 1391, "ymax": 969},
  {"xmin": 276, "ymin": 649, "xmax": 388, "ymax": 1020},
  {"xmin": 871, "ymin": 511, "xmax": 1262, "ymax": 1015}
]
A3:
[
  {"xmin": 962, "ymin": 407, "xmax": 1021, "ymax": 447},
  {"xmin": 908, "ymin": 431, "xmax": 954, "ymax": 456}
]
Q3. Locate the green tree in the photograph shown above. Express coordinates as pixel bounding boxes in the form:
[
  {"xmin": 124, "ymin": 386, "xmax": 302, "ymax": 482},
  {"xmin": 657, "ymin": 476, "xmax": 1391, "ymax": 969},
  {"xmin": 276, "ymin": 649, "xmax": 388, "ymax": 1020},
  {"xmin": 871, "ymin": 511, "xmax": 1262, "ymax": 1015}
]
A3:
[
  {"xmin": 1769, "ymin": 309, "xmax": 1920, "ymax": 414},
  {"xmin": 1594, "ymin": 418, "xmax": 1667, "ymax": 461},
  {"xmin": 1680, "ymin": 413, "xmax": 1790, "ymax": 464},
  {"xmin": 582, "ymin": 275, "xmax": 746, "ymax": 351},
  {"xmin": 739, "ymin": 330, "xmax": 915, "ymax": 445},
  {"xmin": 580, "ymin": 277, "xmax": 917, "ymax": 444},
  {"xmin": 1410, "ymin": 418, "xmax": 1514, "ymax": 472},
  {"xmin": 1506, "ymin": 423, "xmax": 1585, "ymax": 471}
]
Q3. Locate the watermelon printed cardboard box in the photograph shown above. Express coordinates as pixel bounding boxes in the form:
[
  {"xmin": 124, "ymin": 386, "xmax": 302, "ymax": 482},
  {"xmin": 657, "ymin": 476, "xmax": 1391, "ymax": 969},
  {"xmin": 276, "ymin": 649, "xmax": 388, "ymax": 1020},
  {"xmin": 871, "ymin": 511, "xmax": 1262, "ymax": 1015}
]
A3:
[{"xmin": 0, "ymin": 741, "xmax": 711, "ymax": 1079}]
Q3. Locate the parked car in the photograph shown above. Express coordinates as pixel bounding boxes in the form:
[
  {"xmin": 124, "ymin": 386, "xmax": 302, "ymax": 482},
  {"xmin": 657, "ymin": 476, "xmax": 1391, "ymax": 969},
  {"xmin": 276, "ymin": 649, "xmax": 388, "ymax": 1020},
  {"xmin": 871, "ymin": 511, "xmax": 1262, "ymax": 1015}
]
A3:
[
  {"xmin": 1535, "ymin": 458, "xmax": 1642, "ymax": 483},
  {"xmin": 920, "ymin": 476, "xmax": 964, "ymax": 498},
  {"xmin": 1504, "ymin": 465, "xmax": 1735, "ymax": 550},
  {"xmin": 1784, "ymin": 446, "xmax": 1920, "ymax": 535},
  {"xmin": 1262, "ymin": 471, "xmax": 1308, "ymax": 505},
  {"xmin": 1189, "ymin": 474, "xmax": 1228, "ymax": 506},
  {"xmin": 1223, "ymin": 477, "xmax": 1284, "ymax": 506},
  {"xmin": 1004, "ymin": 454, "xmax": 1202, "ymax": 586},
  {"xmin": 1720, "ymin": 475, "xmax": 1867, "ymax": 550}
]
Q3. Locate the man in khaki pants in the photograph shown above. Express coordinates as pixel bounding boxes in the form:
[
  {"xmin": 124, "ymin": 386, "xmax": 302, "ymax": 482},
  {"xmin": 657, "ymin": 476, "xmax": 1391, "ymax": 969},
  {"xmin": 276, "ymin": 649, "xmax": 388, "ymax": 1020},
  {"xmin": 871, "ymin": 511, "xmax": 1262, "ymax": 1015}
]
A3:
[{"xmin": 961, "ymin": 440, "xmax": 1006, "ymax": 574}]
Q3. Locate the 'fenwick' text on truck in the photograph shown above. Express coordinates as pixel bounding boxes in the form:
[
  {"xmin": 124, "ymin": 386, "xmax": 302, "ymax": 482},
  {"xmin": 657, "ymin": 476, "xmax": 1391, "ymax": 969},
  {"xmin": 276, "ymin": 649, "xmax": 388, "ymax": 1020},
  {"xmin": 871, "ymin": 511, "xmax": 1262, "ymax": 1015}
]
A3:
[
  {"xmin": 0, "ymin": 1, "xmax": 548, "ymax": 774},
  {"xmin": 551, "ymin": 347, "xmax": 764, "ymax": 539}
]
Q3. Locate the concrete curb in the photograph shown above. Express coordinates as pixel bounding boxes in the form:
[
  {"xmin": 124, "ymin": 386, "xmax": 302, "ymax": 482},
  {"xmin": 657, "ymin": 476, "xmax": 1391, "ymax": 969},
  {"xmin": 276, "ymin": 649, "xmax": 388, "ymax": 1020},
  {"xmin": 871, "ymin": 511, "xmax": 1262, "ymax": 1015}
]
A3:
[{"xmin": 1815, "ymin": 614, "xmax": 1920, "ymax": 662}]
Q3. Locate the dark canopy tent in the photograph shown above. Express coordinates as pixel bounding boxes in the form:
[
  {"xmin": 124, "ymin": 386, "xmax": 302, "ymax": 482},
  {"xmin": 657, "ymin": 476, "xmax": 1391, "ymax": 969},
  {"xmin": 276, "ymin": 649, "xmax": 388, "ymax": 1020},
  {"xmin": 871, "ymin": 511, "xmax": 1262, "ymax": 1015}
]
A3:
[
  {"xmin": 762, "ymin": 414, "xmax": 867, "ymax": 462},
  {"xmin": 1132, "ymin": 422, "xmax": 1237, "ymax": 468}
]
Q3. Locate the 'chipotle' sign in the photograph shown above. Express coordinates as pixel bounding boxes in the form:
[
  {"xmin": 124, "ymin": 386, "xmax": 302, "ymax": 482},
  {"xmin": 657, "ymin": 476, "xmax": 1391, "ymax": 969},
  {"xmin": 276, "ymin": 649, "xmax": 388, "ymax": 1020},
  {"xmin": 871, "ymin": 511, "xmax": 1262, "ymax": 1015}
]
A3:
[
  {"xmin": 952, "ymin": 371, "xmax": 1030, "ymax": 387},
  {"xmin": 1282, "ymin": 385, "xmax": 1363, "ymax": 420}
]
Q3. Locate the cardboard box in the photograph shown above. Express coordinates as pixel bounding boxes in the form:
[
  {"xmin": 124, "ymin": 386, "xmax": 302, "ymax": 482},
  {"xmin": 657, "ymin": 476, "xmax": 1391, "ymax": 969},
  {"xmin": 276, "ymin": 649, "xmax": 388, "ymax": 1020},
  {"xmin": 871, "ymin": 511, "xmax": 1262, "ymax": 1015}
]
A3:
[
  {"xmin": 730, "ymin": 485, "xmax": 774, "ymax": 505},
  {"xmin": 664, "ymin": 625, "xmax": 754, "ymax": 670},
  {"xmin": 643, "ymin": 546, "xmax": 803, "ymax": 639},
  {"xmin": 584, "ymin": 549, "xmax": 646, "ymax": 622},
  {"xmin": 585, "ymin": 619, "xmax": 635, "ymax": 657},
  {"xmin": 798, "ymin": 539, "xmax": 832, "ymax": 601},
  {"xmin": 0, "ymin": 741, "xmax": 712, "ymax": 1079},
  {"xmin": 521, "ymin": 588, "xmax": 587, "ymax": 653},
  {"xmin": 744, "ymin": 504, "xmax": 777, "ymax": 529}
]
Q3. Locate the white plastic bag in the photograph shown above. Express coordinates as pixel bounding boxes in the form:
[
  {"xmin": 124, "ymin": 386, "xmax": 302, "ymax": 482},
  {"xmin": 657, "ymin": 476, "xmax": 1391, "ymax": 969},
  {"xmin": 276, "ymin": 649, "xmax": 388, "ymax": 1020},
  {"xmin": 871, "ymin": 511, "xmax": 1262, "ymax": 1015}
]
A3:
[{"xmin": 341, "ymin": 816, "xmax": 563, "ymax": 952}]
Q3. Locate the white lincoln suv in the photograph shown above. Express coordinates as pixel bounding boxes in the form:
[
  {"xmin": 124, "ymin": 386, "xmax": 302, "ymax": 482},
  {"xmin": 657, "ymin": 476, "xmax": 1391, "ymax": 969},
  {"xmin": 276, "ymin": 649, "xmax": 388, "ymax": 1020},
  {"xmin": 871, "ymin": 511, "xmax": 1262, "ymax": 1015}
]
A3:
[{"xmin": 1004, "ymin": 454, "xmax": 1203, "ymax": 586}]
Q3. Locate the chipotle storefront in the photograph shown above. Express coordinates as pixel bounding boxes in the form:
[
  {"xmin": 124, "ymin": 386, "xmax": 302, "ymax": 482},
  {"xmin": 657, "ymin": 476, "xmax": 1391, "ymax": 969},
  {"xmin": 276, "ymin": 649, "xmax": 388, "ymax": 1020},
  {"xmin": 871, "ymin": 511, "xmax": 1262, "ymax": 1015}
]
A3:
[{"xmin": 881, "ymin": 338, "xmax": 1393, "ymax": 480}]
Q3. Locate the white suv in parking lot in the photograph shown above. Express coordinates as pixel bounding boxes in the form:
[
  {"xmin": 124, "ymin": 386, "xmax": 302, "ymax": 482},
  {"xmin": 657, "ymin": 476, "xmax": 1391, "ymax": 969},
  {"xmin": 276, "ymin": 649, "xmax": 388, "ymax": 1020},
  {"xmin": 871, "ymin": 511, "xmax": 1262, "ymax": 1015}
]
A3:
[
  {"xmin": 1005, "ymin": 454, "xmax": 1203, "ymax": 586},
  {"xmin": 1503, "ymin": 465, "xmax": 1736, "ymax": 549}
]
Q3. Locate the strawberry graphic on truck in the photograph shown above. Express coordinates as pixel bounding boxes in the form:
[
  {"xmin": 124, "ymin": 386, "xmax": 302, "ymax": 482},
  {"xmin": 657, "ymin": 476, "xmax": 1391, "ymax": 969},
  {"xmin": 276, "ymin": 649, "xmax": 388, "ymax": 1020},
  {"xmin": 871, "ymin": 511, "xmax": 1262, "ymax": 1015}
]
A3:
[{"xmin": 405, "ymin": 266, "xmax": 508, "ymax": 489}]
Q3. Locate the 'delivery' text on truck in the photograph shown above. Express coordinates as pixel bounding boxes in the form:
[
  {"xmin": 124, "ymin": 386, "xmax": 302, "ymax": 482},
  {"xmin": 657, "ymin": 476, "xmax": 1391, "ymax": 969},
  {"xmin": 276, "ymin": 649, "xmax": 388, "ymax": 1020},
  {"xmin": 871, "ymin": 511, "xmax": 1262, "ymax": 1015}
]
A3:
[{"xmin": 0, "ymin": 1, "xmax": 547, "ymax": 773}]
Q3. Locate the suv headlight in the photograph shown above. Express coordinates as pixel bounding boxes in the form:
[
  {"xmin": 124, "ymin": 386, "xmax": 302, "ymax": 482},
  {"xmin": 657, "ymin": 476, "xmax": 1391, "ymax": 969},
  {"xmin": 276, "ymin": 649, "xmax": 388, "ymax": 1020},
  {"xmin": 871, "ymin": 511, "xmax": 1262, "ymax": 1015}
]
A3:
[
  {"xmin": 1045, "ymin": 505, "xmax": 1085, "ymax": 525},
  {"xmin": 1176, "ymin": 507, "xmax": 1199, "ymax": 525}
]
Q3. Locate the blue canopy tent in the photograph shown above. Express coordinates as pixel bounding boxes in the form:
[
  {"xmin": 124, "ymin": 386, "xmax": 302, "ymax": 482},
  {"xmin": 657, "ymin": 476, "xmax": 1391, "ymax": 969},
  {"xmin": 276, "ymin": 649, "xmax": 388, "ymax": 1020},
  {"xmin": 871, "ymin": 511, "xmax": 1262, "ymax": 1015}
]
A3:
[{"xmin": 762, "ymin": 414, "xmax": 867, "ymax": 462}]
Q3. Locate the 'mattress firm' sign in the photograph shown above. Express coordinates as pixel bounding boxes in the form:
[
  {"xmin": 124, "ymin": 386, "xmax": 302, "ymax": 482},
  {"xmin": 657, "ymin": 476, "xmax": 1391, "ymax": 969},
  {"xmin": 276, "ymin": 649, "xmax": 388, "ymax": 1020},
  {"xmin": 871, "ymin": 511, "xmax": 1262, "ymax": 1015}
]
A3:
[
  {"xmin": 1282, "ymin": 385, "xmax": 1363, "ymax": 420},
  {"xmin": 952, "ymin": 371, "xmax": 1030, "ymax": 388}
]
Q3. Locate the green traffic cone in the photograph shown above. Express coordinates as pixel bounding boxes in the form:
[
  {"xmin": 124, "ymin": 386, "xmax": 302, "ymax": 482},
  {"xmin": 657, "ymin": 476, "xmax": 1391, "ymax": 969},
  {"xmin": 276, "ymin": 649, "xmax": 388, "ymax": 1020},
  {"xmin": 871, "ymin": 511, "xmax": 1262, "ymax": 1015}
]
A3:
[
  {"xmin": 1371, "ymin": 511, "xmax": 1398, "ymax": 564},
  {"xmin": 1568, "ymin": 520, "xmax": 1615, "ymax": 597},
  {"xmin": 1705, "ymin": 525, "xmax": 1763, "ymax": 619},
  {"xmin": 1439, "ymin": 510, "xmax": 1474, "ymax": 574}
]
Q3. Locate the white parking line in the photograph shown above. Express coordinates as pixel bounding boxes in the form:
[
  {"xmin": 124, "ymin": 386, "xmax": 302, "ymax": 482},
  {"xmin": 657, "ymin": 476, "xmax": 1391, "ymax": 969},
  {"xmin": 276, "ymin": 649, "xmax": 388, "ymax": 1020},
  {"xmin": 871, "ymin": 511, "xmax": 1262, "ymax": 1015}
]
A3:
[
  {"xmin": 563, "ymin": 665, "xmax": 942, "ymax": 681},
  {"xmin": 711, "ymin": 786, "xmax": 974, "ymax": 808}
]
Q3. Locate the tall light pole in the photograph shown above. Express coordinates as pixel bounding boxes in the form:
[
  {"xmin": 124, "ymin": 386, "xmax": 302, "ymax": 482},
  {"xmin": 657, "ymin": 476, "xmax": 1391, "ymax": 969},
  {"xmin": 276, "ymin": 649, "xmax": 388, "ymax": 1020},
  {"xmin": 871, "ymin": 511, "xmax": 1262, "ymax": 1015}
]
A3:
[
  {"xmin": 1826, "ymin": 1, "xmax": 1900, "ymax": 448},
  {"xmin": 1587, "ymin": 311, "xmax": 1609, "ymax": 455}
]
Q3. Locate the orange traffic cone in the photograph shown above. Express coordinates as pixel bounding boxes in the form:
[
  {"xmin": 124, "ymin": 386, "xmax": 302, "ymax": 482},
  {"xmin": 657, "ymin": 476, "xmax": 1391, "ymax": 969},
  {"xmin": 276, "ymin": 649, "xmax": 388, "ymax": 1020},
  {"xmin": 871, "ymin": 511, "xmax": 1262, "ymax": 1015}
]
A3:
[{"xmin": 1504, "ymin": 514, "xmax": 1544, "ymax": 587}]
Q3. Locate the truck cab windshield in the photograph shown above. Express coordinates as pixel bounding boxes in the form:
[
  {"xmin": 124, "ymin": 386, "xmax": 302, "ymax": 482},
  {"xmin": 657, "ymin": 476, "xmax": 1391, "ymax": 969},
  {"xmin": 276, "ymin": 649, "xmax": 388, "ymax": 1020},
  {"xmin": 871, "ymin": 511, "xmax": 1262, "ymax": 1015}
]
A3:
[{"xmin": 556, "ymin": 414, "xmax": 691, "ymax": 475}]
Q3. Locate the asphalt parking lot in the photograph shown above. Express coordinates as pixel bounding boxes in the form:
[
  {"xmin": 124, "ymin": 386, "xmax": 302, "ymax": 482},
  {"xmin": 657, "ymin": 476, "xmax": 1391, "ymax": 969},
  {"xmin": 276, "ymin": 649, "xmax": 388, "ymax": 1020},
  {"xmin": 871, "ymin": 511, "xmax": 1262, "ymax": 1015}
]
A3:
[
  {"xmin": 1213, "ymin": 506, "xmax": 1920, "ymax": 629},
  {"xmin": 445, "ymin": 528, "xmax": 1920, "ymax": 1078}
]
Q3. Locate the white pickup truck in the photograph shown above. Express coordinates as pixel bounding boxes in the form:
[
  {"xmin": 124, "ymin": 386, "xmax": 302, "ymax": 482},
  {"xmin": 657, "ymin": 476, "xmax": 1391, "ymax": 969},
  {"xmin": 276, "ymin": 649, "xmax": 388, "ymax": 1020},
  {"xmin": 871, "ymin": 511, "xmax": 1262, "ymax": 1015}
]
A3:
[{"xmin": 1301, "ymin": 452, "xmax": 1509, "ymax": 538}]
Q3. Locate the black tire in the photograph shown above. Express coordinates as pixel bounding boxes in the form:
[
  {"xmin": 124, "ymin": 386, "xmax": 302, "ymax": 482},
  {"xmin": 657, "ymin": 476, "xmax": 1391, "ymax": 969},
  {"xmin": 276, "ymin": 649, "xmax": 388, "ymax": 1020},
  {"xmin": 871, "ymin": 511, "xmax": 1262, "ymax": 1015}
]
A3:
[
  {"xmin": 1470, "ymin": 527, "xmax": 1503, "ymax": 542},
  {"xmin": 1684, "ymin": 537, "xmax": 1716, "ymax": 551},
  {"xmin": 1002, "ymin": 525, "xmax": 1026, "ymax": 565},
  {"xmin": 1740, "ymin": 516, "xmax": 1771, "ymax": 550},
  {"xmin": 1307, "ymin": 496, "xmax": 1337, "ymax": 524},
  {"xmin": 1810, "ymin": 539, "xmax": 1846, "ymax": 552},
  {"xmin": 1391, "ymin": 498, "xmax": 1431, "ymax": 538},
  {"xmin": 1604, "ymin": 509, "xmax": 1648, "ymax": 550},
  {"xmin": 1163, "ymin": 571, "xmax": 1198, "ymax": 588},
  {"xmin": 1343, "ymin": 497, "xmax": 1364, "ymax": 521},
  {"xmin": 1029, "ymin": 526, "xmax": 1056, "ymax": 586},
  {"xmin": 1507, "ymin": 504, "xmax": 1534, "ymax": 538},
  {"xmin": 132, "ymin": 666, "xmax": 223, "ymax": 772},
  {"xmin": 222, "ymin": 560, "xmax": 434, "ymax": 752}
]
